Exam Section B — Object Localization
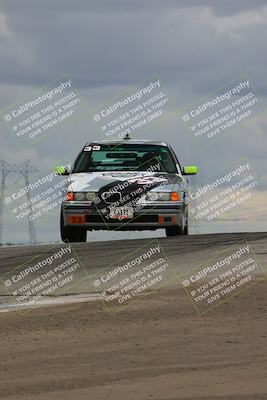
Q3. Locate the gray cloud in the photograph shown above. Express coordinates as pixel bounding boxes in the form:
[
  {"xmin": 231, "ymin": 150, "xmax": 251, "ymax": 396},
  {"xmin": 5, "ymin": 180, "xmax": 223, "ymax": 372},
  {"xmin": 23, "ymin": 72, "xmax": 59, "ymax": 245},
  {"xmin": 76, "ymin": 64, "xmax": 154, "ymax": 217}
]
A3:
[
  {"xmin": 1, "ymin": 0, "xmax": 267, "ymax": 95},
  {"xmin": 0, "ymin": 0, "xmax": 266, "ymax": 242}
]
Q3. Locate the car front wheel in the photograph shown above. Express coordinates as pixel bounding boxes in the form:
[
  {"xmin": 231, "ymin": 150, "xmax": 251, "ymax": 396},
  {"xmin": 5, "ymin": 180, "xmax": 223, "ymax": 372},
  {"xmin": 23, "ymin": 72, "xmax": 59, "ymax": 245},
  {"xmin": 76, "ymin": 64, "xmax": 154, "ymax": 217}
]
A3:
[
  {"xmin": 165, "ymin": 225, "xmax": 184, "ymax": 237},
  {"xmin": 60, "ymin": 211, "xmax": 87, "ymax": 242}
]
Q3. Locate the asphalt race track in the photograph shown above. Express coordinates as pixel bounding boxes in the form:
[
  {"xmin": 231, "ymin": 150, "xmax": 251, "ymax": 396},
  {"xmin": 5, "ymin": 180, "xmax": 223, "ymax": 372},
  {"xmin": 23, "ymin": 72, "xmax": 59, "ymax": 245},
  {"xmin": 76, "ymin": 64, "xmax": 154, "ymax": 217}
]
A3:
[
  {"xmin": 0, "ymin": 232, "xmax": 267, "ymax": 400},
  {"xmin": 1, "ymin": 231, "xmax": 267, "ymax": 287}
]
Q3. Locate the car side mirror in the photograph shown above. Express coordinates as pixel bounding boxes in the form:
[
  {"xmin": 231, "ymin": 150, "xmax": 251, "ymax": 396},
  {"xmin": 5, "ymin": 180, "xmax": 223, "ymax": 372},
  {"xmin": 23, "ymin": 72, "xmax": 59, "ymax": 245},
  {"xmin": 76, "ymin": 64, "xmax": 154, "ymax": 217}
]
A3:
[
  {"xmin": 54, "ymin": 165, "xmax": 70, "ymax": 176},
  {"xmin": 183, "ymin": 165, "xmax": 198, "ymax": 175}
]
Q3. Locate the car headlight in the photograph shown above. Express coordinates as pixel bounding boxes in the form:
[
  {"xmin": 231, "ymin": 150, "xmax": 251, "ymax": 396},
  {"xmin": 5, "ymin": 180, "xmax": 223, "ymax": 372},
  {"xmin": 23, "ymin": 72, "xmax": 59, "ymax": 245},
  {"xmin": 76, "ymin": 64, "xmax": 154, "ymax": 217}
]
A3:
[
  {"xmin": 146, "ymin": 191, "xmax": 181, "ymax": 201},
  {"xmin": 73, "ymin": 192, "xmax": 97, "ymax": 201}
]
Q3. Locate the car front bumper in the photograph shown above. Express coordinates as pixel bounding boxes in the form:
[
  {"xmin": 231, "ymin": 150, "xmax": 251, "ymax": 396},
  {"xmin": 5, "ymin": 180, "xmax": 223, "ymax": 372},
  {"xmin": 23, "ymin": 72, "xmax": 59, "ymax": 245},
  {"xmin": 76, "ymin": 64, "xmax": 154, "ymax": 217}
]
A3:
[{"xmin": 61, "ymin": 201, "xmax": 186, "ymax": 231}]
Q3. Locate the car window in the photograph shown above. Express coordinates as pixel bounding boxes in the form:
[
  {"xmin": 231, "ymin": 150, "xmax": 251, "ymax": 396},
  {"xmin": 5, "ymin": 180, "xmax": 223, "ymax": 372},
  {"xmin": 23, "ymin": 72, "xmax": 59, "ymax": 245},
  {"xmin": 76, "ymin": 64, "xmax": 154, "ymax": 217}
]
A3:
[{"xmin": 73, "ymin": 144, "xmax": 178, "ymax": 173}]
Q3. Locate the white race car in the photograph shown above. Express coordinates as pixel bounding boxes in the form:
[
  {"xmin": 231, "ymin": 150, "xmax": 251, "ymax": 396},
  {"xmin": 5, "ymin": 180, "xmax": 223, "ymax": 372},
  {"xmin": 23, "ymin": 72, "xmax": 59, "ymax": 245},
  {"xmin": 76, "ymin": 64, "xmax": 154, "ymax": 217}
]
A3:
[{"xmin": 56, "ymin": 138, "xmax": 198, "ymax": 242}]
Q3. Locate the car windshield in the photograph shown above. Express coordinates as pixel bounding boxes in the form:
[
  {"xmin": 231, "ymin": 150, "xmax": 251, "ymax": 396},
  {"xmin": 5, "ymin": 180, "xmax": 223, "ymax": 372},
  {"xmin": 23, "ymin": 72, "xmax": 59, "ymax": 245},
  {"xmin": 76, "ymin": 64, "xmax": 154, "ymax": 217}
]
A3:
[{"xmin": 73, "ymin": 143, "xmax": 178, "ymax": 173}]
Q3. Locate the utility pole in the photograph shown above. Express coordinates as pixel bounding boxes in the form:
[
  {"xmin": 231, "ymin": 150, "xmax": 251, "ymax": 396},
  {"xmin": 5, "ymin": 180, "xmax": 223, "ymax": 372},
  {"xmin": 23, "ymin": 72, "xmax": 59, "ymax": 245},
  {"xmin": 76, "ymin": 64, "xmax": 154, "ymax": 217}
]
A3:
[
  {"xmin": 0, "ymin": 162, "xmax": 10, "ymax": 245},
  {"xmin": 19, "ymin": 160, "xmax": 37, "ymax": 244},
  {"xmin": 0, "ymin": 160, "xmax": 38, "ymax": 245}
]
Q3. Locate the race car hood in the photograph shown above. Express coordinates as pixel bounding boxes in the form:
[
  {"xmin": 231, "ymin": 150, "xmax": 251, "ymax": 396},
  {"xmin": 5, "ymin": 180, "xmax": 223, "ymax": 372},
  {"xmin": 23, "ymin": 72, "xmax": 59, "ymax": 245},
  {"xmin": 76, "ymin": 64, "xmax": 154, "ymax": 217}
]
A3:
[
  {"xmin": 67, "ymin": 171, "xmax": 186, "ymax": 212},
  {"xmin": 67, "ymin": 170, "xmax": 184, "ymax": 193}
]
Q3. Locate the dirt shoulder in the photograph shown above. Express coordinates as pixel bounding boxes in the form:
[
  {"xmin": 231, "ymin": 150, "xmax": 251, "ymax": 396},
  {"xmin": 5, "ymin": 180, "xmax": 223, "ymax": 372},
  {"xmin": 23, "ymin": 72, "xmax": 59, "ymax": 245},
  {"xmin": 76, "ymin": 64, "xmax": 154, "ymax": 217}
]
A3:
[{"xmin": 0, "ymin": 277, "xmax": 267, "ymax": 400}]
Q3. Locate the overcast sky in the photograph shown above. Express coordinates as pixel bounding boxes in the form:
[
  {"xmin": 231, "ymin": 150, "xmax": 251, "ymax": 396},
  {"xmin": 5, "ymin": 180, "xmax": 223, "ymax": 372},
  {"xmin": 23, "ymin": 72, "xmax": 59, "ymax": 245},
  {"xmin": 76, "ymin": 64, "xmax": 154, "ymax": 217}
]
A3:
[{"xmin": 0, "ymin": 0, "xmax": 266, "ymax": 243}]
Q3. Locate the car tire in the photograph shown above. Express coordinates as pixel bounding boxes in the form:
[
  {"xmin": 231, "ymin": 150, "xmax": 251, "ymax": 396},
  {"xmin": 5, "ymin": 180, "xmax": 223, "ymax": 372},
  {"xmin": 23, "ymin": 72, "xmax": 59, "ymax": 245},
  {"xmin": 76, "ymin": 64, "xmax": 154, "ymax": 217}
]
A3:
[
  {"xmin": 165, "ymin": 225, "xmax": 184, "ymax": 237},
  {"xmin": 60, "ymin": 211, "xmax": 87, "ymax": 242},
  {"xmin": 184, "ymin": 220, "xmax": 189, "ymax": 235}
]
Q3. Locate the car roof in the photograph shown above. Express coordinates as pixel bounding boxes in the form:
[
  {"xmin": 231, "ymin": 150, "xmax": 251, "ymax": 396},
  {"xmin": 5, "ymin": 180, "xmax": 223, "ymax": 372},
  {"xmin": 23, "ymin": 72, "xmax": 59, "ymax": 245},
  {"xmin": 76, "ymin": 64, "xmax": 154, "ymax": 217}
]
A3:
[{"xmin": 86, "ymin": 139, "xmax": 169, "ymax": 146}]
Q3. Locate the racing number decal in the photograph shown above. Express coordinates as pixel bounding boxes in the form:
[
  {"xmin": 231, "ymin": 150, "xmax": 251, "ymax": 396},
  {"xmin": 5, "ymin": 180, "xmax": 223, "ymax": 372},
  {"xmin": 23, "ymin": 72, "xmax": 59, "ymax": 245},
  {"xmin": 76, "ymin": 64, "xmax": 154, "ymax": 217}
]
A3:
[
  {"xmin": 84, "ymin": 145, "xmax": 101, "ymax": 151},
  {"xmin": 68, "ymin": 215, "xmax": 85, "ymax": 224}
]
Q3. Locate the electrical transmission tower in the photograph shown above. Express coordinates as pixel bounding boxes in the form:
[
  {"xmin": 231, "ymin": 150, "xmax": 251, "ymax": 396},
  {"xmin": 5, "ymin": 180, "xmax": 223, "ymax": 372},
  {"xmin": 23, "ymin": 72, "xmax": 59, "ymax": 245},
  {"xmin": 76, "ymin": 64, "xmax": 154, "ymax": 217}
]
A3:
[{"xmin": 0, "ymin": 160, "xmax": 38, "ymax": 245}]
